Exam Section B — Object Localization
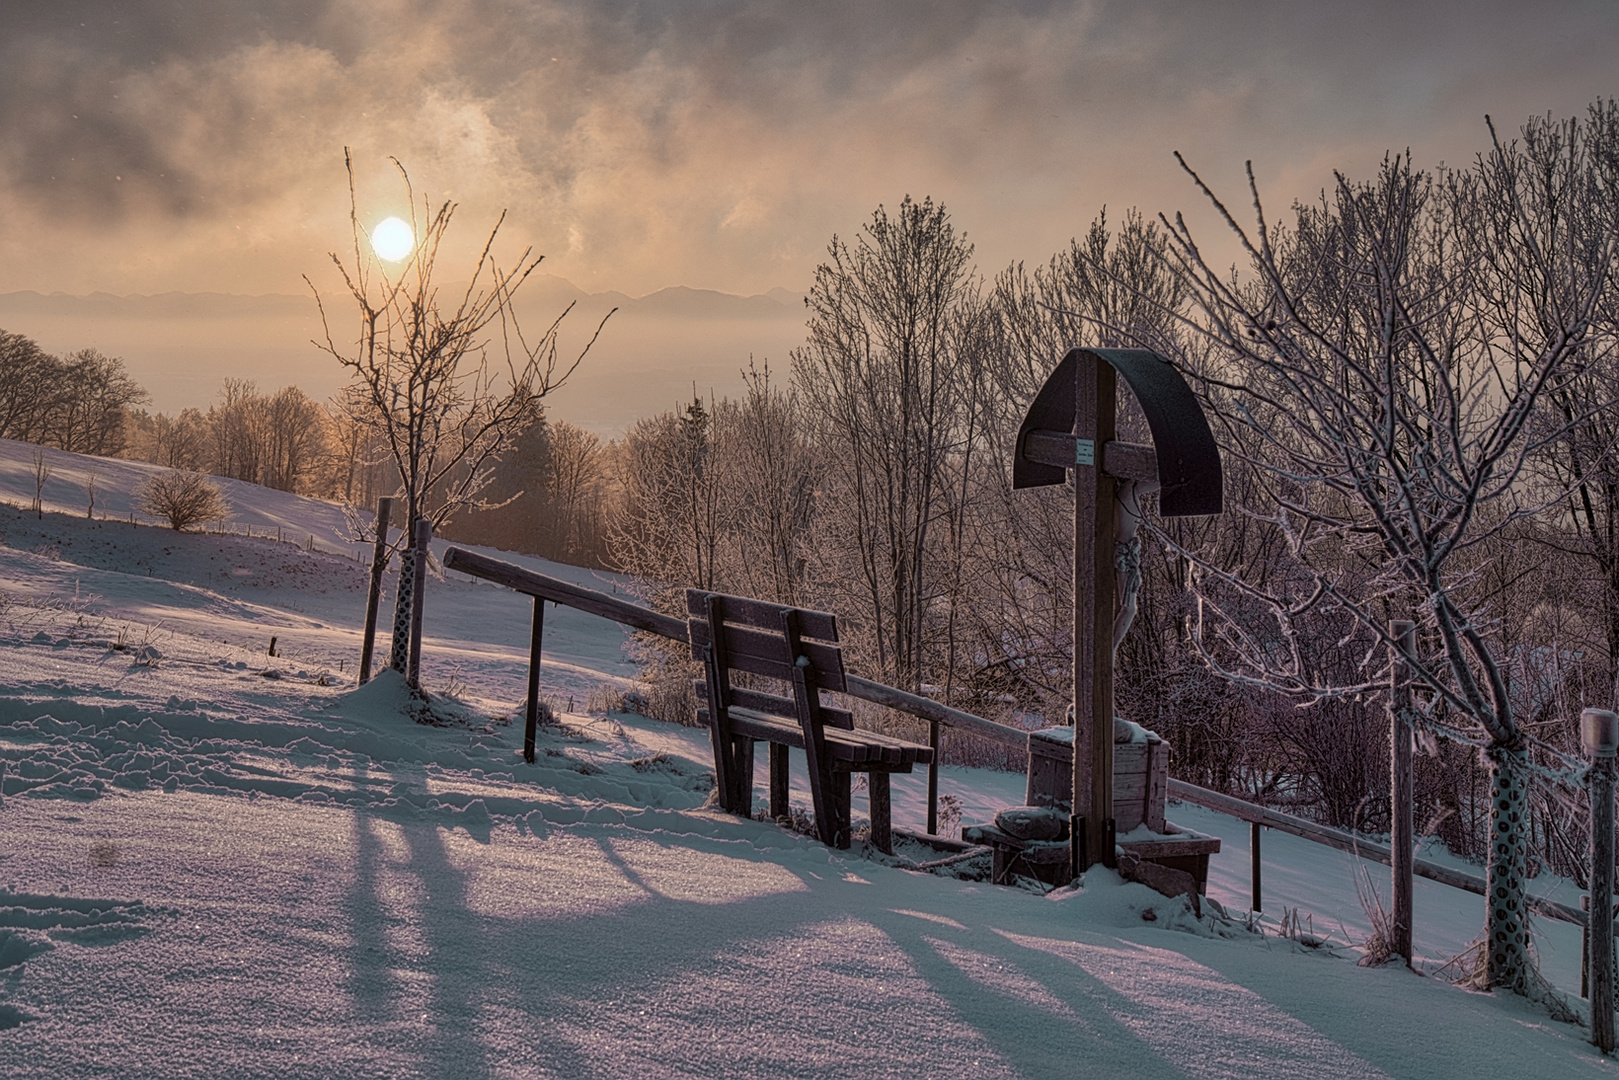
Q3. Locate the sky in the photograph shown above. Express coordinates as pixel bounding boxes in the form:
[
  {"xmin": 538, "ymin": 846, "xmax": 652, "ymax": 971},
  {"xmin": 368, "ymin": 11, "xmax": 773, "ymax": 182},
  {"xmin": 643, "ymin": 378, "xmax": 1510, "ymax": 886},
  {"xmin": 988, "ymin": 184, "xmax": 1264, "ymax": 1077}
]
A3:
[{"xmin": 4, "ymin": 0, "xmax": 1618, "ymax": 302}]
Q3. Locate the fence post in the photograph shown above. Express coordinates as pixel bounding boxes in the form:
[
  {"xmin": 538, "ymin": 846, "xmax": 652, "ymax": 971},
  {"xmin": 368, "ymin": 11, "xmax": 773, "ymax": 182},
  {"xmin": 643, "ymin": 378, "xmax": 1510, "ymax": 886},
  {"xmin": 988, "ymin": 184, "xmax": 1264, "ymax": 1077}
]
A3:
[
  {"xmin": 406, "ymin": 519, "xmax": 432, "ymax": 689},
  {"xmin": 1391, "ymin": 619, "xmax": 1416, "ymax": 966},
  {"xmin": 1583, "ymin": 707, "xmax": 1618, "ymax": 1054},
  {"xmin": 358, "ymin": 497, "xmax": 395, "ymax": 684}
]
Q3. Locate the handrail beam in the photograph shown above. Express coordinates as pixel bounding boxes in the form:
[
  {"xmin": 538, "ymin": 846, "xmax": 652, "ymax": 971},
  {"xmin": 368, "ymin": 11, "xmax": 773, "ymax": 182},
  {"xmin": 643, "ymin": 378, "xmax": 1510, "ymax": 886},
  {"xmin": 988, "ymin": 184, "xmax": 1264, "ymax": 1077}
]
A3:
[{"xmin": 1169, "ymin": 779, "xmax": 1596, "ymax": 932}]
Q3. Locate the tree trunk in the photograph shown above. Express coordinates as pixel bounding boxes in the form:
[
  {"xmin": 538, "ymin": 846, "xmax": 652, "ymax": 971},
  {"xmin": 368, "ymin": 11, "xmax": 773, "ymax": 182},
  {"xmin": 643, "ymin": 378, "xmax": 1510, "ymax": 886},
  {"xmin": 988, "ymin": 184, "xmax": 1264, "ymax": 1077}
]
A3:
[{"xmin": 1485, "ymin": 742, "xmax": 1532, "ymax": 992}]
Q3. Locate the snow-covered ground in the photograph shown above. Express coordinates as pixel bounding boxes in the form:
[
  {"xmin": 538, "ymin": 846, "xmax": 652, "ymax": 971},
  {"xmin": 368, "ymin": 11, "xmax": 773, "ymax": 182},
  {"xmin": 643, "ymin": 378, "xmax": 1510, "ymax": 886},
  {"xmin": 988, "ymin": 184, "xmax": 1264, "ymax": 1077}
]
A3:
[{"xmin": 0, "ymin": 438, "xmax": 1611, "ymax": 1078}]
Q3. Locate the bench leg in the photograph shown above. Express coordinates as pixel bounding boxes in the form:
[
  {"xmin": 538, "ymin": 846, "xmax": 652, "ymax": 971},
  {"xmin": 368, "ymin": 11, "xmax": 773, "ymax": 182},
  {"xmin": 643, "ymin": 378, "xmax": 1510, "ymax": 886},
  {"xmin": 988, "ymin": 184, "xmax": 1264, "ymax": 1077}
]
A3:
[
  {"xmin": 769, "ymin": 743, "xmax": 789, "ymax": 820},
  {"xmin": 733, "ymin": 737, "xmax": 755, "ymax": 816},
  {"xmin": 832, "ymin": 770, "xmax": 852, "ymax": 849},
  {"xmin": 868, "ymin": 771, "xmax": 892, "ymax": 855}
]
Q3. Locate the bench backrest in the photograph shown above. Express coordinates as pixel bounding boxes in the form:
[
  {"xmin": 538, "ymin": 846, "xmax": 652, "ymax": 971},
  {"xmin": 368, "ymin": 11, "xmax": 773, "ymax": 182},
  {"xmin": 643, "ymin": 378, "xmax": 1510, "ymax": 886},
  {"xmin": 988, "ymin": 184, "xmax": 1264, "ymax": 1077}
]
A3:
[
  {"xmin": 685, "ymin": 589, "xmax": 850, "ymax": 726},
  {"xmin": 688, "ymin": 588, "xmax": 856, "ymax": 824}
]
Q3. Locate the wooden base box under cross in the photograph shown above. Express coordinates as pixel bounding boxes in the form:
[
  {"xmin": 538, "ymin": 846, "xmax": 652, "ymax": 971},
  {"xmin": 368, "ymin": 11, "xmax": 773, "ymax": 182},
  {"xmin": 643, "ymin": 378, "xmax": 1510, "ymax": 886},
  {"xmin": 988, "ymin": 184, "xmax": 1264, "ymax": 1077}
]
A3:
[
  {"xmin": 962, "ymin": 819, "xmax": 1219, "ymax": 897},
  {"xmin": 965, "ymin": 724, "xmax": 1220, "ymax": 896}
]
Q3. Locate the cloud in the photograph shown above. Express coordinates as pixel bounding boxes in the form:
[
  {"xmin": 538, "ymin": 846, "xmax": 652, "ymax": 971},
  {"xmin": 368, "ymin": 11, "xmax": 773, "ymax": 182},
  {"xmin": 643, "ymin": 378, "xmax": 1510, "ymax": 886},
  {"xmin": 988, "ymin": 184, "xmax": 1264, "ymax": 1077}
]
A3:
[{"xmin": 1, "ymin": 0, "xmax": 1616, "ymax": 296}]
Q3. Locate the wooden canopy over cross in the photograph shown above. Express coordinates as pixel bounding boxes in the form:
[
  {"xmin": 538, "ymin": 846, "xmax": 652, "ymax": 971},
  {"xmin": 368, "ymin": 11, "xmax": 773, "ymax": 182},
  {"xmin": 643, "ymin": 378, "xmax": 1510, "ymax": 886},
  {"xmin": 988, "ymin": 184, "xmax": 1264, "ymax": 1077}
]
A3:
[{"xmin": 1014, "ymin": 348, "xmax": 1223, "ymax": 871}]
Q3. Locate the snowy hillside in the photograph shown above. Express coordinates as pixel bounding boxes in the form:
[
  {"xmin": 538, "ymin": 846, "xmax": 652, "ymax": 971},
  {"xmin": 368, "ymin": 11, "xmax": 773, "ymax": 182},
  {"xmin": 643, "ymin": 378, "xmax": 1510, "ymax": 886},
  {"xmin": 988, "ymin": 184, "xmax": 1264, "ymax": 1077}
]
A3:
[{"xmin": 0, "ymin": 440, "xmax": 1611, "ymax": 1078}]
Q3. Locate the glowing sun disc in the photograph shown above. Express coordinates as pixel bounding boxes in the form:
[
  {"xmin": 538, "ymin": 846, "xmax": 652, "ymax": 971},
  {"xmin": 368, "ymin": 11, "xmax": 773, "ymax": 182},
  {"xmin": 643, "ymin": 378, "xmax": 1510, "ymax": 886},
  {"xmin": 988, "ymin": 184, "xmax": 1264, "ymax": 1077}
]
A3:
[{"xmin": 371, "ymin": 217, "xmax": 414, "ymax": 261}]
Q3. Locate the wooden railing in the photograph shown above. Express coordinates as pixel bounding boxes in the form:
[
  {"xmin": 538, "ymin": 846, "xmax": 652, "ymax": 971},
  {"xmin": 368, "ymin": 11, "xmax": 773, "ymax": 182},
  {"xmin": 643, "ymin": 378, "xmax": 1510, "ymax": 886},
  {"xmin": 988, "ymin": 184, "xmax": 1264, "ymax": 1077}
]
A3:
[
  {"xmin": 440, "ymin": 547, "xmax": 1027, "ymax": 829},
  {"xmin": 441, "ymin": 546, "xmax": 1607, "ymax": 934},
  {"xmin": 1169, "ymin": 779, "xmax": 1600, "ymax": 932}
]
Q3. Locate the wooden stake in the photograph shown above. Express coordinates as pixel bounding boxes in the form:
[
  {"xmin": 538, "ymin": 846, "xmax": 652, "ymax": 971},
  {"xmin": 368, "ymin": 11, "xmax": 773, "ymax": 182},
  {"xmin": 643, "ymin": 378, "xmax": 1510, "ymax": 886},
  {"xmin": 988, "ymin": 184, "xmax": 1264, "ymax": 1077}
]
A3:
[
  {"xmin": 1592, "ymin": 767, "xmax": 1616, "ymax": 1053},
  {"xmin": 358, "ymin": 496, "xmax": 394, "ymax": 685},
  {"xmin": 927, "ymin": 719, "xmax": 940, "ymax": 835},
  {"xmin": 1584, "ymin": 894, "xmax": 1592, "ymax": 1000},
  {"xmin": 1391, "ymin": 619, "xmax": 1416, "ymax": 966},
  {"xmin": 869, "ymin": 771, "xmax": 892, "ymax": 855},
  {"xmin": 769, "ymin": 743, "xmax": 789, "ymax": 819}
]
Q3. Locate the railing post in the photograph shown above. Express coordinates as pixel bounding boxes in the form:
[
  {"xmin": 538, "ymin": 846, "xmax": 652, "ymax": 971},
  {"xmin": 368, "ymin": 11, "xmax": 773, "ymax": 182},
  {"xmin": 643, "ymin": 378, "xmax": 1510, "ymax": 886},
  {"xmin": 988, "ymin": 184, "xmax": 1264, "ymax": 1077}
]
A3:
[
  {"xmin": 1391, "ymin": 619, "xmax": 1416, "ymax": 966},
  {"xmin": 1582, "ymin": 707, "xmax": 1618, "ymax": 1054},
  {"xmin": 524, "ymin": 596, "xmax": 545, "ymax": 764},
  {"xmin": 927, "ymin": 719, "xmax": 940, "ymax": 835},
  {"xmin": 1251, "ymin": 821, "xmax": 1263, "ymax": 913},
  {"xmin": 358, "ymin": 496, "xmax": 395, "ymax": 684}
]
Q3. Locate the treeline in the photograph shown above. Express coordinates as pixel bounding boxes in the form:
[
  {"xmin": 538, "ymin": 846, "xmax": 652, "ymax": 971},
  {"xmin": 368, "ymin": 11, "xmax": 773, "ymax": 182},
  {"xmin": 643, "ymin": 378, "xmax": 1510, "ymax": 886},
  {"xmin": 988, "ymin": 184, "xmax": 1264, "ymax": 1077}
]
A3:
[
  {"xmin": 0, "ymin": 330, "xmax": 147, "ymax": 455},
  {"xmin": 0, "ymin": 320, "xmax": 613, "ymax": 565},
  {"xmin": 125, "ymin": 380, "xmax": 342, "ymax": 496},
  {"xmin": 435, "ymin": 415, "xmax": 613, "ymax": 566},
  {"xmin": 0, "ymin": 328, "xmax": 369, "ymax": 501},
  {"xmin": 607, "ymin": 200, "xmax": 1154, "ymax": 745}
]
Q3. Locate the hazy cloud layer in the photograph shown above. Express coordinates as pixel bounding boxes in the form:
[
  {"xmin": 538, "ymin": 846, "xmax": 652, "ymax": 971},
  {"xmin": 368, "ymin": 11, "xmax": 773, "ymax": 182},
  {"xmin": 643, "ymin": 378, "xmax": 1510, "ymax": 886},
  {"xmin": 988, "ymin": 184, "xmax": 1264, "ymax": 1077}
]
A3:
[{"xmin": 2, "ymin": 0, "xmax": 1616, "ymax": 296}]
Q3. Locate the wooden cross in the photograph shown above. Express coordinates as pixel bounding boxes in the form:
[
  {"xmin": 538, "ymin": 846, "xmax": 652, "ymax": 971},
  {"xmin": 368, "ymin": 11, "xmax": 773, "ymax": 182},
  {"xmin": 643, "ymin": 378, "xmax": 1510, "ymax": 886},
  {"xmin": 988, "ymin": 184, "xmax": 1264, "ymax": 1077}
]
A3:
[{"xmin": 1014, "ymin": 348, "xmax": 1222, "ymax": 871}]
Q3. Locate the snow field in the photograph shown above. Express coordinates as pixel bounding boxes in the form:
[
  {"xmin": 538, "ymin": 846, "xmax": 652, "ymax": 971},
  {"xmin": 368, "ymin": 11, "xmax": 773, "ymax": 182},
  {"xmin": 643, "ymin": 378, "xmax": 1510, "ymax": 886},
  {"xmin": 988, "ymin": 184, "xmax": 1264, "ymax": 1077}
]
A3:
[{"xmin": 0, "ymin": 440, "xmax": 1612, "ymax": 1077}]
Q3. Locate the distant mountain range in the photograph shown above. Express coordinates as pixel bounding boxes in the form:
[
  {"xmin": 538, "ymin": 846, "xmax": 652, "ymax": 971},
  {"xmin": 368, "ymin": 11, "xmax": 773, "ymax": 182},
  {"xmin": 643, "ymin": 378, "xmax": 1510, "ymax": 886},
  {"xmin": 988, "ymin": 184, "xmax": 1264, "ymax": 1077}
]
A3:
[
  {"xmin": 0, "ymin": 278, "xmax": 808, "ymax": 322},
  {"xmin": 0, "ymin": 278, "xmax": 813, "ymax": 437}
]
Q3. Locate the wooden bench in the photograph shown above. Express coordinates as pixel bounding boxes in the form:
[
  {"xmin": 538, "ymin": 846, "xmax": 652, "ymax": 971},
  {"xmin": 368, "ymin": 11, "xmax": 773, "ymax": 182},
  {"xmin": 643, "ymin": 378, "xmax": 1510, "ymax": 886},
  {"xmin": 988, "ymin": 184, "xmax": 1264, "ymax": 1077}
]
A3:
[{"xmin": 688, "ymin": 589, "xmax": 932, "ymax": 854}]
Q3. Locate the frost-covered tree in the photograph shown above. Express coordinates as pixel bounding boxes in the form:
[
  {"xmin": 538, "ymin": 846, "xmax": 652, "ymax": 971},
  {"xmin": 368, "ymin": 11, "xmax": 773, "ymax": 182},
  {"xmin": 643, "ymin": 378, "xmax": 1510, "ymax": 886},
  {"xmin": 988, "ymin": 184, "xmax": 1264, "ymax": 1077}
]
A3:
[
  {"xmin": 792, "ymin": 196, "xmax": 982, "ymax": 691},
  {"xmin": 0, "ymin": 333, "xmax": 146, "ymax": 455},
  {"xmin": 1147, "ymin": 111, "xmax": 1618, "ymax": 994},
  {"xmin": 137, "ymin": 470, "xmax": 229, "ymax": 532}
]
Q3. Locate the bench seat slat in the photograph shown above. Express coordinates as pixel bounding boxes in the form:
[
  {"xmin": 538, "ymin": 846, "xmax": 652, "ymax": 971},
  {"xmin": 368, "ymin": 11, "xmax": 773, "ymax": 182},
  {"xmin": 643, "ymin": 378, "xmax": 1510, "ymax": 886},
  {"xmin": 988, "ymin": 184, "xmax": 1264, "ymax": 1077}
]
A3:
[
  {"xmin": 699, "ymin": 706, "xmax": 933, "ymax": 766},
  {"xmin": 727, "ymin": 707, "xmax": 931, "ymax": 765}
]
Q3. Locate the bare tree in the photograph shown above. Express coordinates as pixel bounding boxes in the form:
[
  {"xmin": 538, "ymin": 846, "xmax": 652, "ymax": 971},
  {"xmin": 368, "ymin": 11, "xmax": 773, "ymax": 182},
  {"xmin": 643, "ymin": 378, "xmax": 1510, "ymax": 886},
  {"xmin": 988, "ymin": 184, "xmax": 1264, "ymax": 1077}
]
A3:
[
  {"xmin": 310, "ymin": 151, "xmax": 612, "ymax": 544},
  {"xmin": 547, "ymin": 420, "xmax": 605, "ymax": 562},
  {"xmin": 207, "ymin": 378, "xmax": 265, "ymax": 484},
  {"xmin": 46, "ymin": 349, "xmax": 148, "ymax": 456},
  {"xmin": 137, "ymin": 471, "xmax": 229, "ymax": 531},
  {"xmin": 0, "ymin": 334, "xmax": 146, "ymax": 454},
  {"xmin": 146, "ymin": 407, "xmax": 209, "ymax": 471},
  {"xmin": 1145, "ymin": 114, "xmax": 1617, "ymax": 994},
  {"xmin": 792, "ymin": 196, "xmax": 980, "ymax": 690},
  {"xmin": 718, "ymin": 364, "xmax": 818, "ymax": 606},
  {"xmin": 0, "ymin": 331, "xmax": 61, "ymax": 445},
  {"xmin": 976, "ymin": 209, "xmax": 1190, "ymax": 716},
  {"xmin": 258, "ymin": 386, "xmax": 330, "ymax": 493},
  {"xmin": 30, "ymin": 448, "xmax": 50, "ymax": 519},
  {"xmin": 1525, "ymin": 104, "xmax": 1619, "ymax": 688}
]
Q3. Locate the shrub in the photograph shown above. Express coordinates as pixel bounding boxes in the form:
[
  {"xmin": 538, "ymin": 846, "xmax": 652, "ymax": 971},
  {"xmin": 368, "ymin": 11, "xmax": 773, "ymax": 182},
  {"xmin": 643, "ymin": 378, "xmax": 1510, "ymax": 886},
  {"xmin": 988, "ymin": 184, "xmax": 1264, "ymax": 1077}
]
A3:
[{"xmin": 136, "ymin": 471, "xmax": 228, "ymax": 531}]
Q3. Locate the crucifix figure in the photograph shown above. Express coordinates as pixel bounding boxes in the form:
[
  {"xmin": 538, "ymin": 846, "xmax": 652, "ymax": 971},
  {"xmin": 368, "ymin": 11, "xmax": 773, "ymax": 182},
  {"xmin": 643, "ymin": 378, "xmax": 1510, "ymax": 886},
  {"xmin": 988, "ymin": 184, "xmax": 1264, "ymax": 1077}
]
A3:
[{"xmin": 1014, "ymin": 348, "xmax": 1223, "ymax": 871}]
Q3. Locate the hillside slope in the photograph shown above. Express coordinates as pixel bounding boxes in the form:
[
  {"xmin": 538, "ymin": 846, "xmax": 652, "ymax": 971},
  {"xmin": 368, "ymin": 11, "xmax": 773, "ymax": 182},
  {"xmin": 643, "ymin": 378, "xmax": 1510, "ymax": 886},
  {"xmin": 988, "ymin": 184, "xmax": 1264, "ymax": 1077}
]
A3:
[{"xmin": 0, "ymin": 439, "xmax": 1608, "ymax": 1078}]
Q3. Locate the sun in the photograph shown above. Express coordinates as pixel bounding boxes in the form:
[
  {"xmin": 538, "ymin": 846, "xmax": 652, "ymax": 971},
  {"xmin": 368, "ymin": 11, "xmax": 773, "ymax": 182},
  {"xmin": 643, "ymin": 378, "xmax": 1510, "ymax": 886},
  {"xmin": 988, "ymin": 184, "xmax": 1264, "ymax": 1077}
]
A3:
[{"xmin": 370, "ymin": 216, "xmax": 415, "ymax": 262}]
